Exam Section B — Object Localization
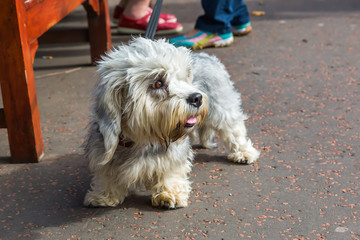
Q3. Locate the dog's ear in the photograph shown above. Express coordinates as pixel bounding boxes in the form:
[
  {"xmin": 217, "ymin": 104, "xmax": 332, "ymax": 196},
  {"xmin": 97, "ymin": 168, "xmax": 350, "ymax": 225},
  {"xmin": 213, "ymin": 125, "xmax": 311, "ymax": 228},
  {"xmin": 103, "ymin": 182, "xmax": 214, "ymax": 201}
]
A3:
[
  {"xmin": 93, "ymin": 81, "xmax": 123, "ymax": 165},
  {"xmin": 88, "ymin": 46, "xmax": 134, "ymax": 166}
]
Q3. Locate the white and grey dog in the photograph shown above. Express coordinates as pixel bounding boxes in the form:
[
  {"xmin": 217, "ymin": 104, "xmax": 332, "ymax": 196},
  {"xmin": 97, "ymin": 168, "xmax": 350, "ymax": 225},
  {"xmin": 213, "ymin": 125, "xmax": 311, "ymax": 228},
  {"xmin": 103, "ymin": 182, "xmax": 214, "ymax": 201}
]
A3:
[{"xmin": 83, "ymin": 37, "xmax": 260, "ymax": 209}]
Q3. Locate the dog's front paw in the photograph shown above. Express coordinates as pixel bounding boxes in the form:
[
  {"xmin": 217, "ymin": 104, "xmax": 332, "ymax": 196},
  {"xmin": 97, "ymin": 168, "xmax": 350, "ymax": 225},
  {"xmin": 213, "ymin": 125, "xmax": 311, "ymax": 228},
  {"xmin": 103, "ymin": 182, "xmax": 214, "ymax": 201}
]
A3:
[{"xmin": 152, "ymin": 191, "xmax": 188, "ymax": 209}]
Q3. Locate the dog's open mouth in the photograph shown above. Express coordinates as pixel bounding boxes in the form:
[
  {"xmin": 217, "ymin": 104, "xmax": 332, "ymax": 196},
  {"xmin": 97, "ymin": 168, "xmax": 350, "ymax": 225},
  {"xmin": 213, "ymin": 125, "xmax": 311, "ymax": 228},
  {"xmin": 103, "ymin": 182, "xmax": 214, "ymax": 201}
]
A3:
[{"xmin": 185, "ymin": 116, "xmax": 197, "ymax": 128}]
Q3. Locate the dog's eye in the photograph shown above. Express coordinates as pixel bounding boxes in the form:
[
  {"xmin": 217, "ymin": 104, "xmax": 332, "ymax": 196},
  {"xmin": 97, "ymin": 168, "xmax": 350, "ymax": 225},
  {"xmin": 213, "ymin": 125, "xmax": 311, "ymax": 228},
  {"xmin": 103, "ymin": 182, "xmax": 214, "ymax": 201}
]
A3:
[{"xmin": 152, "ymin": 79, "xmax": 164, "ymax": 89}]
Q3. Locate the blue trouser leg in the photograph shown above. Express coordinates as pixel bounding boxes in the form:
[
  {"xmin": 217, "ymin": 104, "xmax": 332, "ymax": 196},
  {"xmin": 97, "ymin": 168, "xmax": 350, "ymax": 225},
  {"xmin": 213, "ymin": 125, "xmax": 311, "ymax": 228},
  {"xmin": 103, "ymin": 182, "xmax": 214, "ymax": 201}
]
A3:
[
  {"xmin": 231, "ymin": 0, "xmax": 250, "ymax": 26},
  {"xmin": 195, "ymin": 0, "xmax": 250, "ymax": 34}
]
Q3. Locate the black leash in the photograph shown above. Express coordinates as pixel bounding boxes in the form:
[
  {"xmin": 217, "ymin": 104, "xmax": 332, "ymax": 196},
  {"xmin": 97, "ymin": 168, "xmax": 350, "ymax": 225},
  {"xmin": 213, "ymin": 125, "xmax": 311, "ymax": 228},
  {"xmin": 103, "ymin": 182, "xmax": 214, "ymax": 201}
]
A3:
[{"xmin": 144, "ymin": 0, "xmax": 163, "ymax": 40}]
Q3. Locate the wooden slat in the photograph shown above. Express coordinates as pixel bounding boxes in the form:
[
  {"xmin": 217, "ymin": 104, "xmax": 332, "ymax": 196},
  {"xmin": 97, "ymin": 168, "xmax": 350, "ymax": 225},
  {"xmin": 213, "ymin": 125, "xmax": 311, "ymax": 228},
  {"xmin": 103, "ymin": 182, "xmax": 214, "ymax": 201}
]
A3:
[{"xmin": 26, "ymin": 0, "xmax": 87, "ymax": 42}]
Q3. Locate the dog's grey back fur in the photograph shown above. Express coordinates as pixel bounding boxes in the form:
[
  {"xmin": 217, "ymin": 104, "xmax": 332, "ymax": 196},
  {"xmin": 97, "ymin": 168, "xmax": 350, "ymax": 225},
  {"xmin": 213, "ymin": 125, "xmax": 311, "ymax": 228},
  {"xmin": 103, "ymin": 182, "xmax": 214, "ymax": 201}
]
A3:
[{"xmin": 191, "ymin": 53, "xmax": 246, "ymax": 127}]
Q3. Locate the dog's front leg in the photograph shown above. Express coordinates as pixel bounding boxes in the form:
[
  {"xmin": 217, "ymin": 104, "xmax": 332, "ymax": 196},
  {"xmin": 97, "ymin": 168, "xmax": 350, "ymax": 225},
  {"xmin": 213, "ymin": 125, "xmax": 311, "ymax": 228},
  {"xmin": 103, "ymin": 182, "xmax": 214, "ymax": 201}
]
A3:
[
  {"xmin": 84, "ymin": 172, "xmax": 129, "ymax": 207},
  {"xmin": 150, "ymin": 163, "xmax": 192, "ymax": 209}
]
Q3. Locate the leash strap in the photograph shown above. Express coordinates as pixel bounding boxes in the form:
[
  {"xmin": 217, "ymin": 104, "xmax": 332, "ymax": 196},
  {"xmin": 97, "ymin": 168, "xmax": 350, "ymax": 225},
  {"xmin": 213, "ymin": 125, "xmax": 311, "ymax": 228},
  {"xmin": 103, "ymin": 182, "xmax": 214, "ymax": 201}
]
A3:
[{"xmin": 144, "ymin": 0, "xmax": 163, "ymax": 39}]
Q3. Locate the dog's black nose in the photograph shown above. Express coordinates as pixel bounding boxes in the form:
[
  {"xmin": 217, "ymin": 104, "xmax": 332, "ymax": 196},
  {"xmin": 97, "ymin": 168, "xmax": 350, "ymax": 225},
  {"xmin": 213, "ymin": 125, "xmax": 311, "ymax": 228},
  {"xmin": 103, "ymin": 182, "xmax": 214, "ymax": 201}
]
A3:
[{"xmin": 187, "ymin": 93, "xmax": 203, "ymax": 108}]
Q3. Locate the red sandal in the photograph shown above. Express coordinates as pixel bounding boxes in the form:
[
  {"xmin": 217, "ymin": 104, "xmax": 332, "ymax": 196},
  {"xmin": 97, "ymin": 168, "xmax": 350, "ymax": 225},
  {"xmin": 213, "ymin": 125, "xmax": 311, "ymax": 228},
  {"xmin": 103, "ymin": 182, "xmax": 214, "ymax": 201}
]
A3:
[
  {"xmin": 113, "ymin": 5, "xmax": 177, "ymax": 24},
  {"xmin": 117, "ymin": 12, "xmax": 183, "ymax": 35}
]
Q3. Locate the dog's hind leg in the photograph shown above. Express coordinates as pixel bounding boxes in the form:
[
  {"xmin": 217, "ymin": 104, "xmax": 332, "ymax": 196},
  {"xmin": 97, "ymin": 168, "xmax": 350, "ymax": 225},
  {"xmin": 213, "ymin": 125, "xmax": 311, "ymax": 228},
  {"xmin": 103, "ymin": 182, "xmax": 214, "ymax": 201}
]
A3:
[
  {"xmin": 218, "ymin": 120, "xmax": 260, "ymax": 164},
  {"xmin": 188, "ymin": 130, "xmax": 198, "ymax": 146},
  {"xmin": 199, "ymin": 124, "xmax": 218, "ymax": 149}
]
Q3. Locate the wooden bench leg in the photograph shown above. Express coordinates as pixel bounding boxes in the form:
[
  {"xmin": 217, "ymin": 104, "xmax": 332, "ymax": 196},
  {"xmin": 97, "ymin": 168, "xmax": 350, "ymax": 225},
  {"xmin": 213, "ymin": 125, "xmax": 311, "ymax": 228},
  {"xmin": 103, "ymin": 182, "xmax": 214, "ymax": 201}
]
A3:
[
  {"xmin": 30, "ymin": 40, "xmax": 39, "ymax": 64},
  {"xmin": 83, "ymin": 0, "xmax": 112, "ymax": 64},
  {"xmin": 0, "ymin": 0, "xmax": 44, "ymax": 163}
]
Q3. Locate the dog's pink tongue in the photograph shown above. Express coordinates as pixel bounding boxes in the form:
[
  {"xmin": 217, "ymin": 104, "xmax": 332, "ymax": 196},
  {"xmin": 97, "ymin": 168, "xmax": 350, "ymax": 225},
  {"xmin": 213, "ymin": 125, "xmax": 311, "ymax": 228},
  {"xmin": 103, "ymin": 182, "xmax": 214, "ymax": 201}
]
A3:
[{"xmin": 186, "ymin": 116, "xmax": 197, "ymax": 125}]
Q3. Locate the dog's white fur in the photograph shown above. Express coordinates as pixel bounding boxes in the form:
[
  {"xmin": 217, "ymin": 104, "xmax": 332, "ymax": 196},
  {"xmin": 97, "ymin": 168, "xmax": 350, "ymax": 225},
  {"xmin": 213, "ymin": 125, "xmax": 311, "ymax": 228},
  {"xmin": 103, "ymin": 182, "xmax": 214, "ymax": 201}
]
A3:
[{"xmin": 83, "ymin": 38, "xmax": 260, "ymax": 209}]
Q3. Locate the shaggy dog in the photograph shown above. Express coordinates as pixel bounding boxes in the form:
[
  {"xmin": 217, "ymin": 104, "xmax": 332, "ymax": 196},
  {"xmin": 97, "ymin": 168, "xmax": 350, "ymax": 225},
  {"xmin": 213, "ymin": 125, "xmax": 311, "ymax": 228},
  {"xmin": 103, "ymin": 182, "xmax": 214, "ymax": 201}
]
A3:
[{"xmin": 83, "ymin": 38, "xmax": 260, "ymax": 209}]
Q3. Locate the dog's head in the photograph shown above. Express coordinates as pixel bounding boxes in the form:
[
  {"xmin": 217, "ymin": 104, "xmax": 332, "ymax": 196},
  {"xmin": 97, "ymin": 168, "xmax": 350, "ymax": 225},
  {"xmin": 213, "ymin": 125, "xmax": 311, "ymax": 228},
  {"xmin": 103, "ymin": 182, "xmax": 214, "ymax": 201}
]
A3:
[{"xmin": 93, "ymin": 37, "xmax": 207, "ymax": 164}]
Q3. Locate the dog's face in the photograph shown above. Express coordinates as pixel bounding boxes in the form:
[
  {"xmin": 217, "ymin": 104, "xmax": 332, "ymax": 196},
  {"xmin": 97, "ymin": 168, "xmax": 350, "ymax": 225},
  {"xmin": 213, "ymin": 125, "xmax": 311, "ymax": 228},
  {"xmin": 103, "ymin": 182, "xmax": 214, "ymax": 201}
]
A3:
[{"xmin": 93, "ymin": 38, "xmax": 207, "ymax": 163}]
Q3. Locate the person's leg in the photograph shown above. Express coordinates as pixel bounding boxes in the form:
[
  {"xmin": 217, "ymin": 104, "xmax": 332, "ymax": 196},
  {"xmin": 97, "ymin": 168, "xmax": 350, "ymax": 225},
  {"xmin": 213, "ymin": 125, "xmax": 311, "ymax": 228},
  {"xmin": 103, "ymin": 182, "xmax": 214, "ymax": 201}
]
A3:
[
  {"xmin": 122, "ymin": 0, "xmax": 151, "ymax": 19},
  {"xmin": 230, "ymin": 0, "xmax": 250, "ymax": 26},
  {"xmin": 119, "ymin": 0, "xmax": 129, "ymax": 9},
  {"xmin": 170, "ymin": 0, "xmax": 234, "ymax": 49},
  {"xmin": 195, "ymin": 0, "xmax": 233, "ymax": 35},
  {"xmin": 112, "ymin": 0, "xmax": 128, "ymax": 23},
  {"xmin": 231, "ymin": 0, "xmax": 252, "ymax": 36},
  {"xmin": 113, "ymin": 0, "xmax": 177, "ymax": 23},
  {"xmin": 117, "ymin": 0, "xmax": 182, "ymax": 34}
]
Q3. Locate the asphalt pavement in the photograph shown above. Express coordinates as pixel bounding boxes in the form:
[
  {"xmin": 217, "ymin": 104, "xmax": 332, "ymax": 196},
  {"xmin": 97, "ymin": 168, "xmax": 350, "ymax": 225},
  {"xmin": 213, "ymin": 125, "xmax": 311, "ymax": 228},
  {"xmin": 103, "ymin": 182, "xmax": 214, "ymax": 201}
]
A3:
[{"xmin": 0, "ymin": 0, "xmax": 359, "ymax": 239}]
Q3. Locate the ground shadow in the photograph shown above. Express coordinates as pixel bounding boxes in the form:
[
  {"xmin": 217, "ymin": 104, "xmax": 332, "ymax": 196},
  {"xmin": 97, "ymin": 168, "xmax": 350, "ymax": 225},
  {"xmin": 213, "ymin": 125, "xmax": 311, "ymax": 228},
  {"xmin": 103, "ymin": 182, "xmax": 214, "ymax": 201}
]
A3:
[
  {"xmin": 0, "ymin": 145, "xmax": 251, "ymax": 239},
  {"xmin": 0, "ymin": 153, "xmax": 161, "ymax": 240}
]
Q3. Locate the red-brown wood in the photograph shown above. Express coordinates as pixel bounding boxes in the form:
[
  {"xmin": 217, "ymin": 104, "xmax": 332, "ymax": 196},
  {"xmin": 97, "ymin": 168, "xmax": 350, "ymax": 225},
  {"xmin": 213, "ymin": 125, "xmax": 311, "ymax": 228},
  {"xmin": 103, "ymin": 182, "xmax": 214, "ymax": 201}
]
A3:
[
  {"xmin": 0, "ymin": 109, "xmax": 6, "ymax": 128},
  {"xmin": 0, "ymin": 0, "xmax": 44, "ymax": 163},
  {"xmin": 26, "ymin": 0, "xmax": 86, "ymax": 43},
  {"xmin": 84, "ymin": 0, "xmax": 112, "ymax": 63},
  {"xmin": 0, "ymin": 0, "xmax": 111, "ymax": 163},
  {"xmin": 88, "ymin": 0, "xmax": 100, "ymax": 13},
  {"xmin": 30, "ymin": 40, "xmax": 38, "ymax": 63}
]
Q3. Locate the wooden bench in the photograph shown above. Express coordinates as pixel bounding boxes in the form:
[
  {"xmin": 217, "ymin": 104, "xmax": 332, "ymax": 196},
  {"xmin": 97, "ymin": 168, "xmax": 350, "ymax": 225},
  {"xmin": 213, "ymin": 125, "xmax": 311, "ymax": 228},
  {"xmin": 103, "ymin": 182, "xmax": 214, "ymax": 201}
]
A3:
[{"xmin": 0, "ymin": 0, "xmax": 112, "ymax": 163}]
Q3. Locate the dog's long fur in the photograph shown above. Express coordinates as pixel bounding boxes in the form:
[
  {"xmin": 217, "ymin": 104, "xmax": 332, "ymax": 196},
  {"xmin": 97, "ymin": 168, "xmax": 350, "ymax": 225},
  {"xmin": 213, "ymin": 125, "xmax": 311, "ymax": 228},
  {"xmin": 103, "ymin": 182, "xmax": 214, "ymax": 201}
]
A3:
[{"xmin": 83, "ymin": 38, "xmax": 260, "ymax": 209}]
